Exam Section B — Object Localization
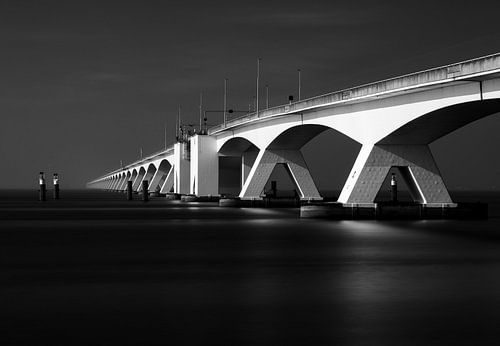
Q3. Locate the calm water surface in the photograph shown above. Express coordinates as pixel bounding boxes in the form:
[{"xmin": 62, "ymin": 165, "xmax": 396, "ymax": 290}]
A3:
[{"xmin": 1, "ymin": 190, "xmax": 500, "ymax": 345}]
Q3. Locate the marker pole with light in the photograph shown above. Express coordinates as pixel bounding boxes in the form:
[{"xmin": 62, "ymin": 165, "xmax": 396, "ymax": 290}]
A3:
[
  {"xmin": 53, "ymin": 173, "xmax": 59, "ymax": 200},
  {"xmin": 127, "ymin": 180, "xmax": 133, "ymax": 200},
  {"xmin": 39, "ymin": 172, "xmax": 46, "ymax": 201},
  {"xmin": 391, "ymin": 173, "xmax": 398, "ymax": 203},
  {"xmin": 142, "ymin": 180, "xmax": 149, "ymax": 202}
]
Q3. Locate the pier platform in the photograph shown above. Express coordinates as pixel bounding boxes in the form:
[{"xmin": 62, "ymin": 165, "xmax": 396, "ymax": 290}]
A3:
[{"xmin": 300, "ymin": 202, "xmax": 488, "ymax": 220}]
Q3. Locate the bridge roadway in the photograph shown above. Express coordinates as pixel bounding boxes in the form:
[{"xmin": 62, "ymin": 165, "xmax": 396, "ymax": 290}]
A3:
[{"xmin": 88, "ymin": 53, "xmax": 500, "ymax": 206}]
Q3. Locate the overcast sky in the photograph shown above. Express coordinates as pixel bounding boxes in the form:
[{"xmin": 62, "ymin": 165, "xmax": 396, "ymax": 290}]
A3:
[{"xmin": 1, "ymin": 0, "xmax": 500, "ymax": 190}]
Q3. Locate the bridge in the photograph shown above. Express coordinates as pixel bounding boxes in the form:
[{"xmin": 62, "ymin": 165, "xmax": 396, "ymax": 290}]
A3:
[{"xmin": 88, "ymin": 53, "xmax": 500, "ymax": 206}]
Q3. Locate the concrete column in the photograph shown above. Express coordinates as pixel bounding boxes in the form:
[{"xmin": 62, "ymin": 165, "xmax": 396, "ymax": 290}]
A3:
[
  {"xmin": 241, "ymin": 148, "xmax": 259, "ymax": 188},
  {"xmin": 132, "ymin": 170, "xmax": 145, "ymax": 191},
  {"xmin": 239, "ymin": 149, "xmax": 322, "ymax": 200},
  {"xmin": 114, "ymin": 176, "xmax": 122, "ymax": 191},
  {"xmin": 174, "ymin": 142, "xmax": 190, "ymax": 194},
  {"xmin": 117, "ymin": 175, "xmax": 129, "ymax": 191},
  {"xmin": 149, "ymin": 163, "xmax": 171, "ymax": 192},
  {"xmin": 137, "ymin": 166, "xmax": 157, "ymax": 192},
  {"xmin": 111, "ymin": 177, "xmax": 121, "ymax": 191},
  {"xmin": 338, "ymin": 144, "xmax": 454, "ymax": 206},
  {"xmin": 190, "ymin": 135, "xmax": 218, "ymax": 196},
  {"xmin": 160, "ymin": 166, "xmax": 174, "ymax": 193}
]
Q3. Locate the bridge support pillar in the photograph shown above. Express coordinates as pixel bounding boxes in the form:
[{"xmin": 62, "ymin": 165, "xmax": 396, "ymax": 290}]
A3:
[
  {"xmin": 190, "ymin": 135, "xmax": 218, "ymax": 196},
  {"xmin": 239, "ymin": 149, "xmax": 322, "ymax": 200},
  {"xmin": 117, "ymin": 175, "xmax": 129, "ymax": 191},
  {"xmin": 114, "ymin": 176, "xmax": 124, "ymax": 191},
  {"xmin": 338, "ymin": 144, "xmax": 454, "ymax": 205},
  {"xmin": 137, "ymin": 166, "xmax": 157, "ymax": 192},
  {"xmin": 149, "ymin": 164, "xmax": 171, "ymax": 193},
  {"xmin": 160, "ymin": 166, "xmax": 174, "ymax": 194},
  {"xmin": 174, "ymin": 142, "xmax": 190, "ymax": 194},
  {"xmin": 132, "ymin": 170, "xmax": 145, "ymax": 192},
  {"xmin": 242, "ymin": 149, "xmax": 259, "ymax": 188}
]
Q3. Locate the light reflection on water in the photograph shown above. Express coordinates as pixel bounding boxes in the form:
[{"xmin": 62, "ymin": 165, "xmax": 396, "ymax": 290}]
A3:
[{"xmin": 2, "ymin": 191, "xmax": 500, "ymax": 345}]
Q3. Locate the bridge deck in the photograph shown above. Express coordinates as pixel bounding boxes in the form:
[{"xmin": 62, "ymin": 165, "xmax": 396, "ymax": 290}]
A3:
[{"xmin": 91, "ymin": 53, "xmax": 500, "ymax": 183}]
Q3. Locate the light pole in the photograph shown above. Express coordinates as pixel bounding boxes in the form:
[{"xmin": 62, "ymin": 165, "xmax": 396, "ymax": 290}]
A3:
[
  {"xmin": 266, "ymin": 84, "xmax": 269, "ymax": 109},
  {"xmin": 298, "ymin": 68, "xmax": 301, "ymax": 101},
  {"xmin": 256, "ymin": 58, "xmax": 261, "ymax": 117},
  {"xmin": 177, "ymin": 105, "xmax": 181, "ymax": 142},
  {"xmin": 164, "ymin": 122, "xmax": 167, "ymax": 150},
  {"xmin": 199, "ymin": 92, "xmax": 203, "ymax": 133},
  {"xmin": 223, "ymin": 78, "xmax": 228, "ymax": 127}
]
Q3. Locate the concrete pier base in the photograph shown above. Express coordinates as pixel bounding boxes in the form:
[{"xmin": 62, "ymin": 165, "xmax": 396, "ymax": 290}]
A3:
[
  {"xmin": 300, "ymin": 202, "xmax": 487, "ymax": 219},
  {"xmin": 339, "ymin": 144, "xmax": 453, "ymax": 205},
  {"xmin": 239, "ymin": 149, "xmax": 322, "ymax": 201}
]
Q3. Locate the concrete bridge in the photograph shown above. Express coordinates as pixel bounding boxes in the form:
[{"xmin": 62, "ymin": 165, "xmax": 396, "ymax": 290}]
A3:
[{"xmin": 88, "ymin": 53, "xmax": 500, "ymax": 206}]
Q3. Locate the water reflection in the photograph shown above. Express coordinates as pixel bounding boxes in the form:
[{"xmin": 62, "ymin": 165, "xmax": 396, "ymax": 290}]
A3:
[{"xmin": 2, "ymin": 191, "xmax": 500, "ymax": 344}]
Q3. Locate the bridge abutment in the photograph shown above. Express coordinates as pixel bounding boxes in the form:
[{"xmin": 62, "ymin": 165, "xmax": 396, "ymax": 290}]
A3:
[
  {"xmin": 239, "ymin": 149, "xmax": 322, "ymax": 200},
  {"xmin": 338, "ymin": 144, "xmax": 453, "ymax": 205},
  {"xmin": 190, "ymin": 135, "xmax": 218, "ymax": 196},
  {"xmin": 174, "ymin": 142, "xmax": 190, "ymax": 194}
]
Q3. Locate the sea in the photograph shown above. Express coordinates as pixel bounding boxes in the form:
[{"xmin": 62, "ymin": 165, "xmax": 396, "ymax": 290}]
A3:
[{"xmin": 2, "ymin": 189, "xmax": 500, "ymax": 345}]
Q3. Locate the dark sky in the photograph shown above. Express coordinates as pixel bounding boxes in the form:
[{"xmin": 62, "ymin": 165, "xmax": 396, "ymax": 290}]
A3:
[{"xmin": 1, "ymin": 0, "xmax": 500, "ymax": 190}]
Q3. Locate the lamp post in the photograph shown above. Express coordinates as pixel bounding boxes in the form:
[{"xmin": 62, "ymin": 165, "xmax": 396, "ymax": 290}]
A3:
[
  {"xmin": 298, "ymin": 68, "xmax": 301, "ymax": 101},
  {"xmin": 199, "ymin": 92, "xmax": 203, "ymax": 133},
  {"xmin": 265, "ymin": 84, "xmax": 269, "ymax": 109},
  {"xmin": 164, "ymin": 122, "xmax": 167, "ymax": 150},
  {"xmin": 177, "ymin": 105, "xmax": 181, "ymax": 142},
  {"xmin": 256, "ymin": 58, "xmax": 261, "ymax": 117},
  {"xmin": 224, "ymin": 78, "xmax": 228, "ymax": 127}
]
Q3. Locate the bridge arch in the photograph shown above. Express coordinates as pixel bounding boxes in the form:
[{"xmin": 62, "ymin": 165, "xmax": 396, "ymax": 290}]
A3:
[
  {"xmin": 130, "ymin": 169, "xmax": 138, "ymax": 188},
  {"xmin": 132, "ymin": 166, "xmax": 146, "ymax": 191},
  {"xmin": 149, "ymin": 159, "xmax": 173, "ymax": 193},
  {"xmin": 218, "ymin": 137, "xmax": 259, "ymax": 196},
  {"xmin": 237, "ymin": 124, "xmax": 361, "ymax": 199},
  {"xmin": 338, "ymin": 97, "xmax": 500, "ymax": 204},
  {"xmin": 378, "ymin": 99, "xmax": 500, "ymax": 145},
  {"xmin": 137, "ymin": 163, "xmax": 157, "ymax": 191},
  {"xmin": 116, "ymin": 172, "xmax": 126, "ymax": 191}
]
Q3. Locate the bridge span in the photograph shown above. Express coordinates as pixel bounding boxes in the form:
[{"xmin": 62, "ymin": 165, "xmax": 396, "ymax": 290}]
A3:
[{"xmin": 88, "ymin": 53, "xmax": 500, "ymax": 206}]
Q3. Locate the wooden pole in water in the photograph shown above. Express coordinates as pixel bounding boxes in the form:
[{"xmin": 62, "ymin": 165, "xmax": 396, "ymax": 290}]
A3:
[
  {"xmin": 127, "ymin": 181, "xmax": 133, "ymax": 200},
  {"xmin": 142, "ymin": 180, "xmax": 149, "ymax": 202}
]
